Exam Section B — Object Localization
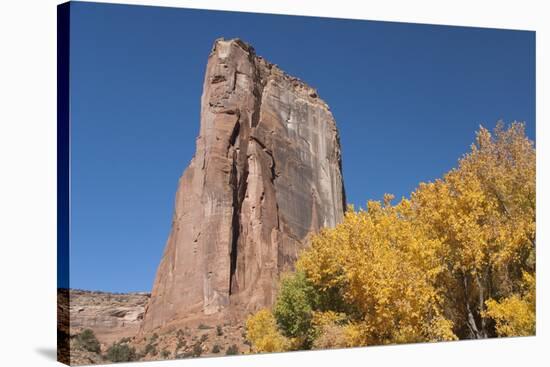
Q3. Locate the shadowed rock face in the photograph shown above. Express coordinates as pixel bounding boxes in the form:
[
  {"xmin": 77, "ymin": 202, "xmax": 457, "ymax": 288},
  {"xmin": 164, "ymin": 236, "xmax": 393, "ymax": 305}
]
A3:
[{"xmin": 141, "ymin": 38, "xmax": 345, "ymax": 332}]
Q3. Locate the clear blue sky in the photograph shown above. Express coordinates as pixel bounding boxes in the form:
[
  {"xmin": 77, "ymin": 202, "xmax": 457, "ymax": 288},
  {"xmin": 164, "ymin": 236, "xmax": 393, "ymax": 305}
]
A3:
[{"xmin": 66, "ymin": 1, "xmax": 535, "ymax": 292}]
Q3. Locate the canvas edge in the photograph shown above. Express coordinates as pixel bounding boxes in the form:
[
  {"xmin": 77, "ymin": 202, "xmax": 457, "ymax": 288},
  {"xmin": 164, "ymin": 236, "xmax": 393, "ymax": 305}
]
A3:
[{"xmin": 57, "ymin": 1, "xmax": 71, "ymax": 365}]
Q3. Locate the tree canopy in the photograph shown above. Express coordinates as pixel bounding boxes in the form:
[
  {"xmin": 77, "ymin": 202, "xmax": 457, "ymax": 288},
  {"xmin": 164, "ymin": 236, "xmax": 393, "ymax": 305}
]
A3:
[{"xmin": 246, "ymin": 122, "xmax": 535, "ymax": 351}]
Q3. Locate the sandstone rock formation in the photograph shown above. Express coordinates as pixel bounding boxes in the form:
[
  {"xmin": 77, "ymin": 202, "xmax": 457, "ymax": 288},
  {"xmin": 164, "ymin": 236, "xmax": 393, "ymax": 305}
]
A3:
[
  {"xmin": 69, "ymin": 289, "xmax": 150, "ymax": 344},
  {"xmin": 142, "ymin": 38, "xmax": 346, "ymax": 332}
]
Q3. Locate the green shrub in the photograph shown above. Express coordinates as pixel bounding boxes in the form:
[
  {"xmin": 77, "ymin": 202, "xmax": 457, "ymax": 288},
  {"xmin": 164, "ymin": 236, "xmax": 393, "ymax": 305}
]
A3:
[
  {"xmin": 211, "ymin": 344, "xmax": 221, "ymax": 353},
  {"xmin": 106, "ymin": 343, "xmax": 136, "ymax": 362},
  {"xmin": 119, "ymin": 337, "xmax": 132, "ymax": 344},
  {"xmin": 198, "ymin": 323, "xmax": 212, "ymax": 330},
  {"xmin": 176, "ymin": 338, "xmax": 187, "ymax": 351},
  {"xmin": 161, "ymin": 349, "xmax": 170, "ymax": 358},
  {"xmin": 216, "ymin": 325, "xmax": 223, "ymax": 336},
  {"xmin": 76, "ymin": 329, "xmax": 100, "ymax": 353},
  {"xmin": 273, "ymin": 271, "xmax": 316, "ymax": 340},
  {"xmin": 144, "ymin": 342, "xmax": 157, "ymax": 356},
  {"xmin": 225, "ymin": 344, "xmax": 239, "ymax": 355},
  {"xmin": 192, "ymin": 343, "xmax": 202, "ymax": 357},
  {"xmin": 200, "ymin": 334, "xmax": 208, "ymax": 342}
]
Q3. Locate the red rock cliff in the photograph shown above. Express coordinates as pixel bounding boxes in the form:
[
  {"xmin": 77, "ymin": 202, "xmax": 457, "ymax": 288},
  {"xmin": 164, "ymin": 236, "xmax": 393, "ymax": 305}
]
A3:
[{"xmin": 141, "ymin": 38, "xmax": 346, "ymax": 332}]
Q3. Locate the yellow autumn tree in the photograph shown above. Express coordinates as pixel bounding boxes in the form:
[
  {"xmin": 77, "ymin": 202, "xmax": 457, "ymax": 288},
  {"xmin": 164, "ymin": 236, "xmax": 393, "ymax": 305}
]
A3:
[
  {"xmin": 245, "ymin": 309, "xmax": 291, "ymax": 353},
  {"xmin": 245, "ymin": 122, "xmax": 535, "ymax": 351},
  {"xmin": 484, "ymin": 271, "xmax": 535, "ymax": 337},
  {"xmin": 310, "ymin": 311, "xmax": 348, "ymax": 349},
  {"xmin": 298, "ymin": 196, "xmax": 457, "ymax": 345},
  {"xmin": 412, "ymin": 122, "xmax": 535, "ymax": 338}
]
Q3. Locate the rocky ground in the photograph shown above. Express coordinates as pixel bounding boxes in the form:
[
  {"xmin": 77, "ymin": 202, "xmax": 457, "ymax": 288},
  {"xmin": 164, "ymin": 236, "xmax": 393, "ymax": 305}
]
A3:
[
  {"xmin": 68, "ymin": 338, "xmax": 105, "ymax": 366},
  {"xmin": 133, "ymin": 320, "xmax": 251, "ymax": 361},
  {"xmin": 60, "ymin": 289, "xmax": 251, "ymax": 365}
]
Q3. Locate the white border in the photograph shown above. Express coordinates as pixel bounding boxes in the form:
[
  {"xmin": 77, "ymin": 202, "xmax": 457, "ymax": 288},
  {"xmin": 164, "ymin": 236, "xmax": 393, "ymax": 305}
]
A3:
[{"xmin": 0, "ymin": 0, "xmax": 546, "ymax": 366}]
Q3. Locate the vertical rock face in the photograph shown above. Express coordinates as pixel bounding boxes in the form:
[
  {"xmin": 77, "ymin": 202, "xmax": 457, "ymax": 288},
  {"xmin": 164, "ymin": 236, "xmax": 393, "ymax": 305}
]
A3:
[{"xmin": 141, "ymin": 38, "xmax": 345, "ymax": 332}]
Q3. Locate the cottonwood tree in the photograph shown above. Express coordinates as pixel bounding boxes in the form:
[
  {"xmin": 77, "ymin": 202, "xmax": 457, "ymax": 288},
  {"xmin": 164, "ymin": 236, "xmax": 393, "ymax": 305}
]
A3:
[
  {"xmin": 245, "ymin": 122, "xmax": 535, "ymax": 350},
  {"xmin": 297, "ymin": 197, "xmax": 457, "ymax": 345},
  {"xmin": 412, "ymin": 122, "xmax": 535, "ymax": 338}
]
